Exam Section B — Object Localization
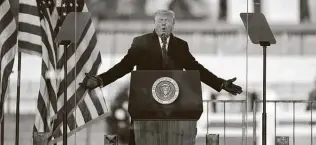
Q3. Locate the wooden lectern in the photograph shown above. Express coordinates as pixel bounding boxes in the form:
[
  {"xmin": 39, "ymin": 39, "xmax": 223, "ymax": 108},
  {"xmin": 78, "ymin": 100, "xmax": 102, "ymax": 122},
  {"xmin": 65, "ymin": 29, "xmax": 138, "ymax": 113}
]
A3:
[{"xmin": 128, "ymin": 70, "xmax": 203, "ymax": 145}]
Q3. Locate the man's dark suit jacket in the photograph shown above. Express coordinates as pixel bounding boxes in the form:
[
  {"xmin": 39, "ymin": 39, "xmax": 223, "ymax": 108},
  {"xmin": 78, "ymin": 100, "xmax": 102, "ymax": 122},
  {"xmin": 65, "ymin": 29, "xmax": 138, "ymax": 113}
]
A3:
[
  {"xmin": 98, "ymin": 31, "xmax": 225, "ymax": 91},
  {"xmin": 97, "ymin": 31, "xmax": 225, "ymax": 144}
]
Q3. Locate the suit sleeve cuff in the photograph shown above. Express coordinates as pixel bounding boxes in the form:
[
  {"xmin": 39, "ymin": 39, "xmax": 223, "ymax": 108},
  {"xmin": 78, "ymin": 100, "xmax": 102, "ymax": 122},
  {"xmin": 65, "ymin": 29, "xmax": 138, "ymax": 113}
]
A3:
[
  {"xmin": 96, "ymin": 76, "xmax": 104, "ymax": 87},
  {"xmin": 219, "ymin": 78, "xmax": 226, "ymax": 91}
]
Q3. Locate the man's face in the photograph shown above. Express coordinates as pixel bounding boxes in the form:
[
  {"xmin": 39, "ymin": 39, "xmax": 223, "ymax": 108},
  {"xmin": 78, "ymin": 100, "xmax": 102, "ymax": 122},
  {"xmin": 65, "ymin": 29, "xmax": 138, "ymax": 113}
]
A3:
[{"xmin": 154, "ymin": 14, "xmax": 174, "ymax": 37}]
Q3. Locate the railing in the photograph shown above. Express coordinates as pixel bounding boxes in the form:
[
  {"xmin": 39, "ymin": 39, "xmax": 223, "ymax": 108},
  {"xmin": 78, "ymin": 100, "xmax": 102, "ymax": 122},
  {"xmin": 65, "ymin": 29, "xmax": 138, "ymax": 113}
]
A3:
[
  {"xmin": 201, "ymin": 100, "xmax": 248, "ymax": 145},
  {"xmin": 4, "ymin": 98, "xmax": 316, "ymax": 145},
  {"xmin": 255, "ymin": 100, "xmax": 316, "ymax": 145},
  {"xmin": 202, "ymin": 100, "xmax": 316, "ymax": 145}
]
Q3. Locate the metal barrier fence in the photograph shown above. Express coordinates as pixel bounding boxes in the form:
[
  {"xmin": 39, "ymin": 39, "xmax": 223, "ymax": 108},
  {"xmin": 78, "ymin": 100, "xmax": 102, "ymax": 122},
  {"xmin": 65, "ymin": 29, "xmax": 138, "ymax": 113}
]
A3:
[
  {"xmin": 203, "ymin": 100, "xmax": 247, "ymax": 145},
  {"xmin": 4, "ymin": 99, "xmax": 316, "ymax": 145},
  {"xmin": 255, "ymin": 100, "xmax": 316, "ymax": 145},
  {"xmin": 203, "ymin": 100, "xmax": 316, "ymax": 145}
]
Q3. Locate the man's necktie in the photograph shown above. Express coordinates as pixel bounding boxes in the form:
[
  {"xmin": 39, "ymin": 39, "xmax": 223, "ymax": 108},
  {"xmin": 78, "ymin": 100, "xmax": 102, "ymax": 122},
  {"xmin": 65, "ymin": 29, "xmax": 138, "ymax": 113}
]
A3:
[{"xmin": 161, "ymin": 34, "xmax": 168, "ymax": 69}]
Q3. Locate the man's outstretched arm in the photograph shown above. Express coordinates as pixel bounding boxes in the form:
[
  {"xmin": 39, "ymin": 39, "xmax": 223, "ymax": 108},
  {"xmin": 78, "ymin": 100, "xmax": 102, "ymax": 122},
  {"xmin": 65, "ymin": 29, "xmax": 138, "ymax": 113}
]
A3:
[
  {"xmin": 182, "ymin": 42, "xmax": 242, "ymax": 95},
  {"xmin": 182, "ymin": 42, "xmax": 224, "ymax": 92},
  {"xmin": 97, "ymin": 38, "xmax": 140, "ymax": 86},
  {"xmin": 81, "ymin": 38, "xmax": 140, "ymax": 89}
]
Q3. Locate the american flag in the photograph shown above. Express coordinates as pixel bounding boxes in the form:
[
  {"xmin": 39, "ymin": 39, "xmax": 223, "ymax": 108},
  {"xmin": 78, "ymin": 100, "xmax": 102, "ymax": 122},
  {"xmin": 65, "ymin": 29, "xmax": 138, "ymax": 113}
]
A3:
[
  {"xmin": 49, "ymin": 0, "xmax": 107, "ymax": 142},
  {"xmin": 18, "ymin": 0, "xmax": 108, "ymax": 142},
  {"xmin": 50, "ymin": 0, "xmax": 108, "ymax": 141},
  {"xmin": 18, "ymin": 0, "xmax": 58, "ymax": 133},
  {"xmin": 29, "ymin": 0, "xmax": 58, "ymax": 134},
  {"xmin": 0, "ymin": 0, "xmax": 17, "ymax": 122}
]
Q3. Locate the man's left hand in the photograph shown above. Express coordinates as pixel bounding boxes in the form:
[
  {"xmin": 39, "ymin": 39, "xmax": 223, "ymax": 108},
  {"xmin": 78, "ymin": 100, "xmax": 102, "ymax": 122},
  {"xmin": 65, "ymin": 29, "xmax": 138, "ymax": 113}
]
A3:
[
  {"xmin": 79, "ymin": 73, "xmax": 103, "ymax": 90},
  {"xmin": 222, "ymin": 77, "xmax": 243, "ymax": 95}
]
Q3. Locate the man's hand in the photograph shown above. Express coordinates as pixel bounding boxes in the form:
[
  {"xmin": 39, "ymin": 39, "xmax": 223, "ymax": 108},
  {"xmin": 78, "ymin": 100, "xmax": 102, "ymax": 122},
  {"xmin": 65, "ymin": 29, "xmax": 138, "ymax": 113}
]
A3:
[
  {"xmin": 79, "ymin": 73, "xmax": 103, "ymax": 90},
  {"xmin": 222, "ymin": 77, "xmax": 243, "ymax": 95}
]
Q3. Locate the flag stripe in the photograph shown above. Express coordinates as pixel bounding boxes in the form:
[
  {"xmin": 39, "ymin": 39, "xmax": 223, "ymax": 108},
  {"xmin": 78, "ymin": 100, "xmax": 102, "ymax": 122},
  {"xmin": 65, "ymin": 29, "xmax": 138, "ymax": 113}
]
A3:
[
  {"xmin": 0, "ymin": 0, "xmax": 9, "ymax": 17},
  {"xmin": 18, "ymin": 22, "xmax": 41, "ymax": 35},
  {"xmin": 78, "ymin": 100, "xmax": 92, "ymax": 123},
  {"xmin": 40, "ymin": 26, "xmax": 56, "ymax": 68},
  {"xmin": 20, "ymin": 0, "xmax": 37, "ymax": 6},
  {"xmin": 40, "ymin": 9, "xmax": 56, "ymax": 52},
  {"xmin": 18, "ymin": 40, "xmax": 42, "ymax": 55},
  {"xmin": 53, "ymin": 126, "xmax": 62, "ymax": 139},
  {"xmin": 0, "ymin": 16, "xmax": 16, "ymax": 45},
  {"xmin": 0, "ymin": 4, "xmax": 11, "ymax": 32},
  {"xmin": 19, "ymin": 4, "xmax": 39, "ymax": 16},
  {"xmin": 33, "ymin": 110, "xmax": 43, "ymax": 132},
  {"xmin": 19, "ymin": 13, "xmax": 40, "ymax": 27},
  {"xmin": 35, "ymin": 91, "xmax": 49, "ymax": 132},
  {"xmin": 1, "ymin": 26, "xmax": 17, "ymax": 58},
  {"xmin": 67, "ymin": 113, "xmax": 77, "ymax": 131},
  {"xmin": 97, "ymin": 92, "xmax": 107, "ymax": 112},
  {"xmin": 89, "ymin": 91, "xmax": 104, "ymax": 115},
  {"xmin": 84, "ymin": 95, "xmax": 98, "ymax": 120},
  {"xmin": 73, "ymin": 105, "xmax": 85, "ymax": 128},
  {"xmin": 0, "ymin": 43, "xmax": 15, "ymax": 76}
]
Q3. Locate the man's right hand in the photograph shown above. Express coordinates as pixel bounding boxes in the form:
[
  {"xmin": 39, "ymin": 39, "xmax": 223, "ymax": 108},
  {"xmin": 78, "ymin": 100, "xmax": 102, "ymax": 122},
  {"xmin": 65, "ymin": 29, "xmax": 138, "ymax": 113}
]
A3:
[{"xmin": 79, "ymin": 73, "xmax": 103, "ymax": 89}]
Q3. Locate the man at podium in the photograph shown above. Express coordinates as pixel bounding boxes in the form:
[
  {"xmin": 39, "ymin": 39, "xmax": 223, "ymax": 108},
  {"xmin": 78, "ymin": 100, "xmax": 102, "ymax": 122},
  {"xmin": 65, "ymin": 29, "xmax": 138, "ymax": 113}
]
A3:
[{"xmin": 81, "ymin": 9, "xmax": 242, "ymax": 144}]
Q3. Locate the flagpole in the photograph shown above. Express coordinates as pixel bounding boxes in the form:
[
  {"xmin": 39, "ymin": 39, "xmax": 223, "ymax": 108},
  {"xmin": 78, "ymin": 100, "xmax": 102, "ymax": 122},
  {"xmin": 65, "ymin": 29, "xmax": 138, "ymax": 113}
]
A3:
[
  {"xmin": 0, "ymin": 51, "xmax": 3, "ymax": 145},
  {"xmin": 15, "ymin": 51, "xmax": 21, "ymax": 145},
  {"xmin": 1, "ymin": 107, "xmax": 3, "ymax": 145},
  {"xmin": 63, "ymin": 44, "xmax": 69, "ymax": 145}
]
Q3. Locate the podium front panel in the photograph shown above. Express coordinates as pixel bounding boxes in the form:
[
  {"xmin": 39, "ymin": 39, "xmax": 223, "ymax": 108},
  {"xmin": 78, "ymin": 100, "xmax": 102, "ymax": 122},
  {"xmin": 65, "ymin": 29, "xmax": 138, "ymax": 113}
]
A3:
[{"xmin": 128, "ymin": 70, "xmax": 203, "ymax": 120}]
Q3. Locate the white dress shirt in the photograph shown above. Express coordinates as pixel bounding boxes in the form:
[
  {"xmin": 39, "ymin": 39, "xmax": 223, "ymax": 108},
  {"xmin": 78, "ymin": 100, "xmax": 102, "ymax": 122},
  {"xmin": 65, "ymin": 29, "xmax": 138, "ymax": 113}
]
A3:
[{"xmin": 158, "ymin": 36, "xmax": 170, "ymax": 51}]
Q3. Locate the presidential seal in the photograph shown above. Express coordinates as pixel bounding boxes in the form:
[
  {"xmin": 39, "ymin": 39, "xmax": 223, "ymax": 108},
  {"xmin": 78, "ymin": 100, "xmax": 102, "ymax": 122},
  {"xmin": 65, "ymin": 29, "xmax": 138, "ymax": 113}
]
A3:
[{"xmin": 152, "ymin": 77, "xmax": 179, "ymax": 104}]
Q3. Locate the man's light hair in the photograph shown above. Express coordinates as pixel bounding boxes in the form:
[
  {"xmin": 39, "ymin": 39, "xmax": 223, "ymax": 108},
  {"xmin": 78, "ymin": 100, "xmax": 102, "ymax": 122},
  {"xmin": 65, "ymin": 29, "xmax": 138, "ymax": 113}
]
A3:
[{"xmin": 154, "ymin": 9, "xmax": 175, "ymax": 20}]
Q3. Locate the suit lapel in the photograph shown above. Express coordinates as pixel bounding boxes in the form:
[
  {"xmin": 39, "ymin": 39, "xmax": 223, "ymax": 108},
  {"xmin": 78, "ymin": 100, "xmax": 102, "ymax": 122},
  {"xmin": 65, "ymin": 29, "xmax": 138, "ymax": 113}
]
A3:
[
  {"xmin": 151, "ymin": 31, "xmax": 163, "ymax": 66},
  {"xmin": 166, "ymin": 34, "xmax": 176, "ymax": 69},
  {"xmin": 167, "ymin": 33, "xmax": 175, "ymax": 54},
  {"xmin": 151, "ymin": 31, "xmax": 161, "ymax": 52}
]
